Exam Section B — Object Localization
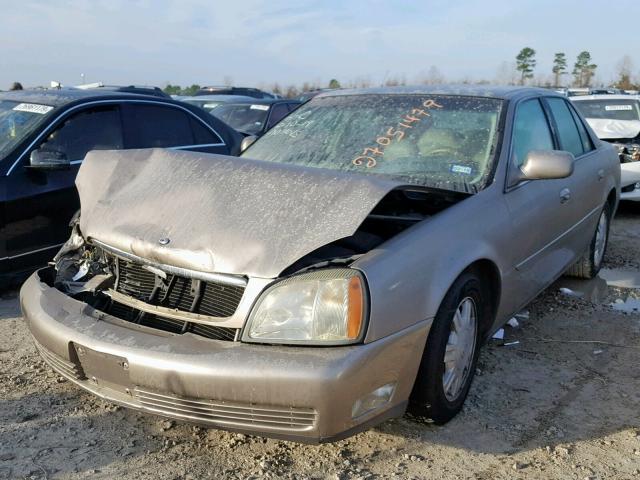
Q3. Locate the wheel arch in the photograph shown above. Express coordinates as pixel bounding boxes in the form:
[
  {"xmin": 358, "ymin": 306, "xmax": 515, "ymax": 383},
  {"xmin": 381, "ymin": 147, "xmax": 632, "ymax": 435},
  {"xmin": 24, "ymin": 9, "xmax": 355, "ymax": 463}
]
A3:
[{"xmin": 464, "ymin": 259, "xmax": 502, "ymax": 338}]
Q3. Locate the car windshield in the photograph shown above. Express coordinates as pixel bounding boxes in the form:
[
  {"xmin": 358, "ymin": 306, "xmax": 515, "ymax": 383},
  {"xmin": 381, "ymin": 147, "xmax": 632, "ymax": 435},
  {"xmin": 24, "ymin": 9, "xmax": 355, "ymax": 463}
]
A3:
[
  {"xmin": 242, "ymin": 94, "xmax": 504, "ymax": 193},
  {"xmin": 0, "ymin": 100, "xmax": 53, "ymax": 158},
  {"xmin": 573, "ymin": 99, "xmax": 640, "ymax": 121},
  {"xmin": 211, "ymin": 103, "xmax": 270, "ymax": 135}
]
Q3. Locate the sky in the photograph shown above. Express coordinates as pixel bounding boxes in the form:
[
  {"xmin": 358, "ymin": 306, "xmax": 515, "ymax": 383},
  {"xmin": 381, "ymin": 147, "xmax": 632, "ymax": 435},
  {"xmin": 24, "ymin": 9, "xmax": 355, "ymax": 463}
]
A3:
[{"xmin": 1, "ymin": 0, "xmax": 638, "ymax": 90}]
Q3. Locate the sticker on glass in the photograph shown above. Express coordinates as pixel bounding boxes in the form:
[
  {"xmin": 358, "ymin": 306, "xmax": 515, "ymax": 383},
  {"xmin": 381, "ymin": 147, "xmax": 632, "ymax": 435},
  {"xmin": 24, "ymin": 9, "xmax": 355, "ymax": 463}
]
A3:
[
  {"xmin": 450, "ymin": 164, "xmax": 472, "ymax": 175},
  {"xmin": 605, "ymin": 105, "xmax": 633, "ymax": 111},
  {"xmin": 250, "ymin": 105, "xmax": 270, "ymax": 111},
  {"xmin": 12, "ymin": 103, "xmax": 54, "ymax": 115}
]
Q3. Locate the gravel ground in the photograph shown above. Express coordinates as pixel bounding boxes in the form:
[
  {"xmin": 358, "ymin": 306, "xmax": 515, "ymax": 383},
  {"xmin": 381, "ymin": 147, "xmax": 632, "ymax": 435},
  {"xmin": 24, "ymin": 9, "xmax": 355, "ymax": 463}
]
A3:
[{"xmin": 1, "ymin": 208, "xmax": 640, "ymax": 479}]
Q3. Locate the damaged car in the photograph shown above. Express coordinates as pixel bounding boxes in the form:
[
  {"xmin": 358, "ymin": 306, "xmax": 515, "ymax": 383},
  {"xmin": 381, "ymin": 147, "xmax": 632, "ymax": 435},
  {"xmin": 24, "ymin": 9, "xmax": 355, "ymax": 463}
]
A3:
[
  {"xmin": 571, "ymin": 94, "xmax": 640, "ymax": 201},
  {"xmin": 21, "ymin": 86, "xmax": 619, "ymax": 443}
]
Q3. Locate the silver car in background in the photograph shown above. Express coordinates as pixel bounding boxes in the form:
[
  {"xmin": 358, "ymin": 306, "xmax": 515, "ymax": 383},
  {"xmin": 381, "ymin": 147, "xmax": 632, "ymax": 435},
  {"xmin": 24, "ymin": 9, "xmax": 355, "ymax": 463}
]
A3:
[
  {"xmin": 571, "ymin": 94, "xmax": 640, "ymax": 200},
  {"xmin": 21, "ymin": 86, "xmax": 619, "ymax": 443}
]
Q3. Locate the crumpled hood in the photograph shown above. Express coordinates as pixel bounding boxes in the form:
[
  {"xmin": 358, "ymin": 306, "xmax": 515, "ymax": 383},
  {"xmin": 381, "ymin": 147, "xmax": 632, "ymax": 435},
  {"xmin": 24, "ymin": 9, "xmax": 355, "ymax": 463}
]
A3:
[
  {"xmin": 585, "ymin": 118, "xmax": 640, "ymax": 140},
  {"xmin": 77, "ymin": 149, "xmax": 404, "ymax": 278}
]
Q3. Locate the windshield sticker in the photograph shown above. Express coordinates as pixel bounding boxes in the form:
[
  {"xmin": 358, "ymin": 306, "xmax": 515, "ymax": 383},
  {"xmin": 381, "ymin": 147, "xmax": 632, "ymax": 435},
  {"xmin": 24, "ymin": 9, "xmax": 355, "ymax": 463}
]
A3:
[
  {"xmin": 250, "ymin": 104, "xmax": 270, "ymax": 111},
  {"xmin": 353, "ymin": 99, "xmax": 443, "ymax": 168},
  {"xmin": 451, "ymin": 164, "xmax": 472, "ymax": 175},
  {"xmin": 605, "ymin": 105, "xmax": 633, "ymax": 111},
  {"xmin": 12, "ymin": 103, "xmax": 54, "ymax": 115},
  {"xmin": 203, "ymin": 103, "xmax": 219, "ymax": 108}
]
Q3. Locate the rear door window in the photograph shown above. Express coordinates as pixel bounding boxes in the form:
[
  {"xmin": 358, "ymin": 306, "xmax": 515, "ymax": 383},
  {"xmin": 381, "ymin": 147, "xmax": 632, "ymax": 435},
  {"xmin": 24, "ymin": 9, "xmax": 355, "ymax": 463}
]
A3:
[
  {"xmin": 123, "ymin": 104, "xmax": 195, "ymax": 148},
  {"xmin": 567, "ymin": 103, "xmax": 595, "ymax": 153},
  {"xmin": 511, "ymin": 99, "xmax": 554, "ymax": 167},
  {"xmin": 546, "ymin": 97, "xmax": 585, "ymax": 157},
  {"xmin": 37, "ymin": 105, "xmax": 123, "ymax": 161},
  {"xmin": 189, "ymin": 117, "xmax": 223, "ymax": 145},
  {"xmin": 267, "ymin": 104, "xmax": 289, "ymax": 129}
]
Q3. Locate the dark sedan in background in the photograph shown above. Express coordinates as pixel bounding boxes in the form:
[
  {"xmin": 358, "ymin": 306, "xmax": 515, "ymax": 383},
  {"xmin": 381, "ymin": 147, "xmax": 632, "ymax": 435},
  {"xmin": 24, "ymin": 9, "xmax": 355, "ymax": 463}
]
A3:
[
  {"xmin": 0, "ymin": 88, "xmax": 242, "ymax": 286},
  {"xmin": 180, "ymin": 94, "xmax": 256, "ymax": 115},
  {"xmin": 207, "ymin": 98, "xmax": 302, "ymax": 137}
]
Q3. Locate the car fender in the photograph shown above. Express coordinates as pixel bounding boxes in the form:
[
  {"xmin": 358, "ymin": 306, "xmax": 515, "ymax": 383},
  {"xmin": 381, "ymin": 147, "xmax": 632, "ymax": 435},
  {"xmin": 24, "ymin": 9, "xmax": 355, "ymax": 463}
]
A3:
[{"xmin": 354, "ymin": 190, "xmax": 510, "ymax": 343}]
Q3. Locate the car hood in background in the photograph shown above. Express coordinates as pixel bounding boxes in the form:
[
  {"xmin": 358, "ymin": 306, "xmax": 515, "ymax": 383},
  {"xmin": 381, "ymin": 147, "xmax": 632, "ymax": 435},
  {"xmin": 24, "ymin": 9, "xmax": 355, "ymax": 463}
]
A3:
[
  {"xmin": 77, "ymin": 149, "xmax": 404, "ymax": 278},
  {"xmin": 585, "ymin": 118, "xmax": 640, "ymax": 140}
]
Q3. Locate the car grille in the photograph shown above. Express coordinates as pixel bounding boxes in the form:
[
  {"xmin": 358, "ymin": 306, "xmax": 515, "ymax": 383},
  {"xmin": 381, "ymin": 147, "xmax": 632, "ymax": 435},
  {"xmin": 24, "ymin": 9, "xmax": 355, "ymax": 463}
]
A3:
[
  {"xmin": 134, "ymin": 387, "xmax": 317, "ymax": 431},
  {"xmin": 101, "ymin": 252, "xmax": 243, "ymax": 341}
]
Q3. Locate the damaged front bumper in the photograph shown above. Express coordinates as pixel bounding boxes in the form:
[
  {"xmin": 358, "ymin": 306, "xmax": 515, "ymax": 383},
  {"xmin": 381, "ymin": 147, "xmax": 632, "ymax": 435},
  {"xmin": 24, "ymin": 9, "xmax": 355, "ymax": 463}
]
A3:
[{"xmin": 20, "ymin": 268, "xmax": 429, "ymax": 443}]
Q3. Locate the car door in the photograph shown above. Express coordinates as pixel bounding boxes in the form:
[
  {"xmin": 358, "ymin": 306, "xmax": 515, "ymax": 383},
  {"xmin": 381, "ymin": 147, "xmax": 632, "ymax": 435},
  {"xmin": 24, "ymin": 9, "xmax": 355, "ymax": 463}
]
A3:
[
  {"xmin": 543, "ymin": 97, "xmax": 603, "ymax": 247},
  {"xmin": 502, "ymin": 97, "xmax": 582, "ymax": 307},
  {"xmin": 121, "ymin": 103, "xmax": 227, "ymax": 154},
  {"xmin": 2, "ymin": 104, "xmax": 123, "ymax": 275}
]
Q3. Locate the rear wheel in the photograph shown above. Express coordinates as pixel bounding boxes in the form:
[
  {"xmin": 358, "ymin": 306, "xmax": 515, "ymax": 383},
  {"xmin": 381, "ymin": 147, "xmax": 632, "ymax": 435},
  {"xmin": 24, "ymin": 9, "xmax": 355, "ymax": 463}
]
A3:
[
  {"xmin": 409, "ymin": 271, "xmax": 484, "ymax": 424},
  {"xmin": 566, "ymin": 205, "xmax": 610, "ymax": 279}
]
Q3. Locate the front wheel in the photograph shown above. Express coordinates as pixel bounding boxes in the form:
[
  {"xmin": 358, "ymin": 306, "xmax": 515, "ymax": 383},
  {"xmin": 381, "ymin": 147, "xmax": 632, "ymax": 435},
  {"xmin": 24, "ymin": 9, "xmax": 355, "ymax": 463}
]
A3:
[
  {"xmin": 408, "ymin": 271, "xmax": 484, "ymax": 424},
  {"xmin": 566, "ymin": 205, "xmax": 610, "ymax": 279}
]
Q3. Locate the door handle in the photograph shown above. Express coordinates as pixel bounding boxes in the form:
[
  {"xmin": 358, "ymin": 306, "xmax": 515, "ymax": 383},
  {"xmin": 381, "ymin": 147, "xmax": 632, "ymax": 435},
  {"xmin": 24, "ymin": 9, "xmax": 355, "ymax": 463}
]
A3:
[
  {"xmin": 597, "ymin": 169, "xmax": 605, "ymax": 180},
  {"xmin": 560, "ymin": 188, "xmax": 571, "ymax": 203}
]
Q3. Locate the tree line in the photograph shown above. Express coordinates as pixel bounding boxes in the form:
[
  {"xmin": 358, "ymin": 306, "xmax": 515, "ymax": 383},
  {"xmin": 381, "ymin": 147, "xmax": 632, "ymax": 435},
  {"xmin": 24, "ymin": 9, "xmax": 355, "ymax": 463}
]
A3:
[
  {"xmin": 163, "ymin": 52, "xmax": 639, "ymax": 98},
  {"xmin": 516, "ymin": 48, "xmax": 637, "ymax": 89}
]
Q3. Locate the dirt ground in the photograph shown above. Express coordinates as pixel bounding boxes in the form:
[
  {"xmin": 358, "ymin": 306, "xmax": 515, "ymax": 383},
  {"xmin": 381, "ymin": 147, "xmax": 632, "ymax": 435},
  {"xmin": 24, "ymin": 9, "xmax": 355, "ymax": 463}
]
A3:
[{"xmin": 2, "ymin": 207, "xmax": 640, "ymax": 480}]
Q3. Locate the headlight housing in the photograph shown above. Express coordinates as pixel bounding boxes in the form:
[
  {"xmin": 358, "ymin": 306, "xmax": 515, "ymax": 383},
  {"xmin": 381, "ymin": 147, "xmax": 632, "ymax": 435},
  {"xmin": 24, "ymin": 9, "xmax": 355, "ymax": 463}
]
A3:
[{"xmin": 242, "ymin": 269, "xmax": 367, "ymax": 345}]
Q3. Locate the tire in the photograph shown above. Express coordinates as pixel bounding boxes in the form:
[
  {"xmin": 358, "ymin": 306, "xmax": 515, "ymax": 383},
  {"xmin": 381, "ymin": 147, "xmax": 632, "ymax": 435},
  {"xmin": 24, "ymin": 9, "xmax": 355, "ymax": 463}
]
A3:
[
  {"xmin": 566, "ymin": 204, "xmax": 611, "ymax": 279},
  {"xmin": 408, "ymin": 271, "xmax": 484, "ymax": 424}
]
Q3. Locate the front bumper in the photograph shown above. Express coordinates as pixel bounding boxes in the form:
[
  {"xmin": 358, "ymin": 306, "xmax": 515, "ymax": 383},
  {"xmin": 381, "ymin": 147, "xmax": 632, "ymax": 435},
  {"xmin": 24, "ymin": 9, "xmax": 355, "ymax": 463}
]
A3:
[
  {"xmin": 621, "ymin": 162, "xmax": 640, "ymax": 201},
  {"xmin": 20, "ymin": 270, "xmax": 430, "ymax": 443}
]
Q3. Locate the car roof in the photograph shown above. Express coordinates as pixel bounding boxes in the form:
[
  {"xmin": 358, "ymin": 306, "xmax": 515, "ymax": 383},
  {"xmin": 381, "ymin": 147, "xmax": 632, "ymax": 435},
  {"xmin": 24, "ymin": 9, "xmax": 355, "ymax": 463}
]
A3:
[
  {"xmin": 215, "ymin": 98, "xmax": 301, "ymax": 106},
  {"xmin": 316, "ymin": 85, "xmax": 560, "ymax": 101},
  {"xmin": 182, "ymin": 94, "xmax": 256, "ymax": 102},
  {"xmin": 0, "ymin": 88, "xmax": 173, "ymax": 108},
  {"xmin": 570, "ymin": 94, "xmax": 640, "ymax": 101}
]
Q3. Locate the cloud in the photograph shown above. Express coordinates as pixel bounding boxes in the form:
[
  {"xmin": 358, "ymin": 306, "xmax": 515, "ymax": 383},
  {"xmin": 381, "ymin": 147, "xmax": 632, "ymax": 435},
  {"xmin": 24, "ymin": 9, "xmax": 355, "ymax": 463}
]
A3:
[{"xmin": 0, "ymin": 0, "xmax": 638, "ymax": 88}]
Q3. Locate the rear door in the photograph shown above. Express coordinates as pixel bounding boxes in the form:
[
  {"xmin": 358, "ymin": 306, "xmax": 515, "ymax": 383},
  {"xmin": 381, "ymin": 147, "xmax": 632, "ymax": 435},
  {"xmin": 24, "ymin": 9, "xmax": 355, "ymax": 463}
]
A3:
[
  {"xmin": 543, "ymin": 97, "xmax": 603, "ymax": 246},
  {"xmin": 121, "ymin": 103, "xmax": 227, "ymax": 154}
]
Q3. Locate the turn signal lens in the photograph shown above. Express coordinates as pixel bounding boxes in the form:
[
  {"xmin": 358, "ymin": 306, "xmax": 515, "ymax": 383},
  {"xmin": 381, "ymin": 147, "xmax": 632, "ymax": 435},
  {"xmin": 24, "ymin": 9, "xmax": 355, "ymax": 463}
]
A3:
[{"xmin": 347, "ymin": 276, "xmax": 364, "ymax": 339}]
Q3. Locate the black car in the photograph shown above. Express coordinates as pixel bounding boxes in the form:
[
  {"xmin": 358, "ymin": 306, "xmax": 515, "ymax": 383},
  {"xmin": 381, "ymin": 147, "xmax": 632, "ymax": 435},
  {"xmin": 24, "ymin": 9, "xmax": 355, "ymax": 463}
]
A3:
[
  {"xmin": 208, "ymin": 98, "xmax": 302, "ymax": 137},
  {"xmin": 194, "ymin": 86, "xmax": 275, "ymax": 99},
  {"xmin": 0, "ymin": 89, "xmax": 242, "ymax": 285}
]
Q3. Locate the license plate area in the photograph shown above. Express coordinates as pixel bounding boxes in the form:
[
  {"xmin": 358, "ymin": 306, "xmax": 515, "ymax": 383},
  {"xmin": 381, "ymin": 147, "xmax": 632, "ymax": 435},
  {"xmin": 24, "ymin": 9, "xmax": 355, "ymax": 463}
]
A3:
[{"xmin": 72, "ymin": 343, "xmax": 132, "ymax": 392}]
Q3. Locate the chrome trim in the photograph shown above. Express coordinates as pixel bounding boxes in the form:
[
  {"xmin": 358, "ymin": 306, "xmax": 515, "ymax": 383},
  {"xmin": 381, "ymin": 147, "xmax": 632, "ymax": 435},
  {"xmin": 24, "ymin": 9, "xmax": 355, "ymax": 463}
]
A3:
[
  {"xmin": 170, "ymin": 143, "xmax": 225, "ymax": 150},
  {"xmin": 7, "ymin": 99, "xmax": 227, "ymax": 176},
  {"xmin": 0, "ymin": 243, "xmax": 64, "ymax": 261},
  {"xmin": 91, "ymin": 239, "xmax": 248, "ymax": 287},
  {"xmin": 105, "ymin": 288, "xmax": 233, "ymax": 325},
  {"xmin": 133, "ymin": 387, "xmax": 316, "ymax": 431},
  {"xmin": 66, "ymin": 142, "xmax": 225, "ymax": 166}
]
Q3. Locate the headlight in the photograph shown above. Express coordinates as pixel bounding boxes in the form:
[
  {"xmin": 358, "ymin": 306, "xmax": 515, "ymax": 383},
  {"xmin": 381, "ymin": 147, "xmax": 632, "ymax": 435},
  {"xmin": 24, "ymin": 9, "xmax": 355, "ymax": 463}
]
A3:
[{"xmin": 243, "ymin": 269, "xmax": 367, "ymax": 345}]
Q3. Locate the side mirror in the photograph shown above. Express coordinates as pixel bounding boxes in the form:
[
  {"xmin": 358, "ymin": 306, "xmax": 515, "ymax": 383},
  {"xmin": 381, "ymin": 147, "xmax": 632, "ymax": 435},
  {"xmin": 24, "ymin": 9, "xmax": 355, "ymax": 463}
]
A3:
[
  {"xmin": 240, "ymin": 135, "xmax": 258, "ymax": 153},
  {"xmin": 28, "ymin": 148, "xmax": 70, "ymax": 170},
  {"xmin": 509, "ymin": 150, "xmax": 574, "ymax": 185}
]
